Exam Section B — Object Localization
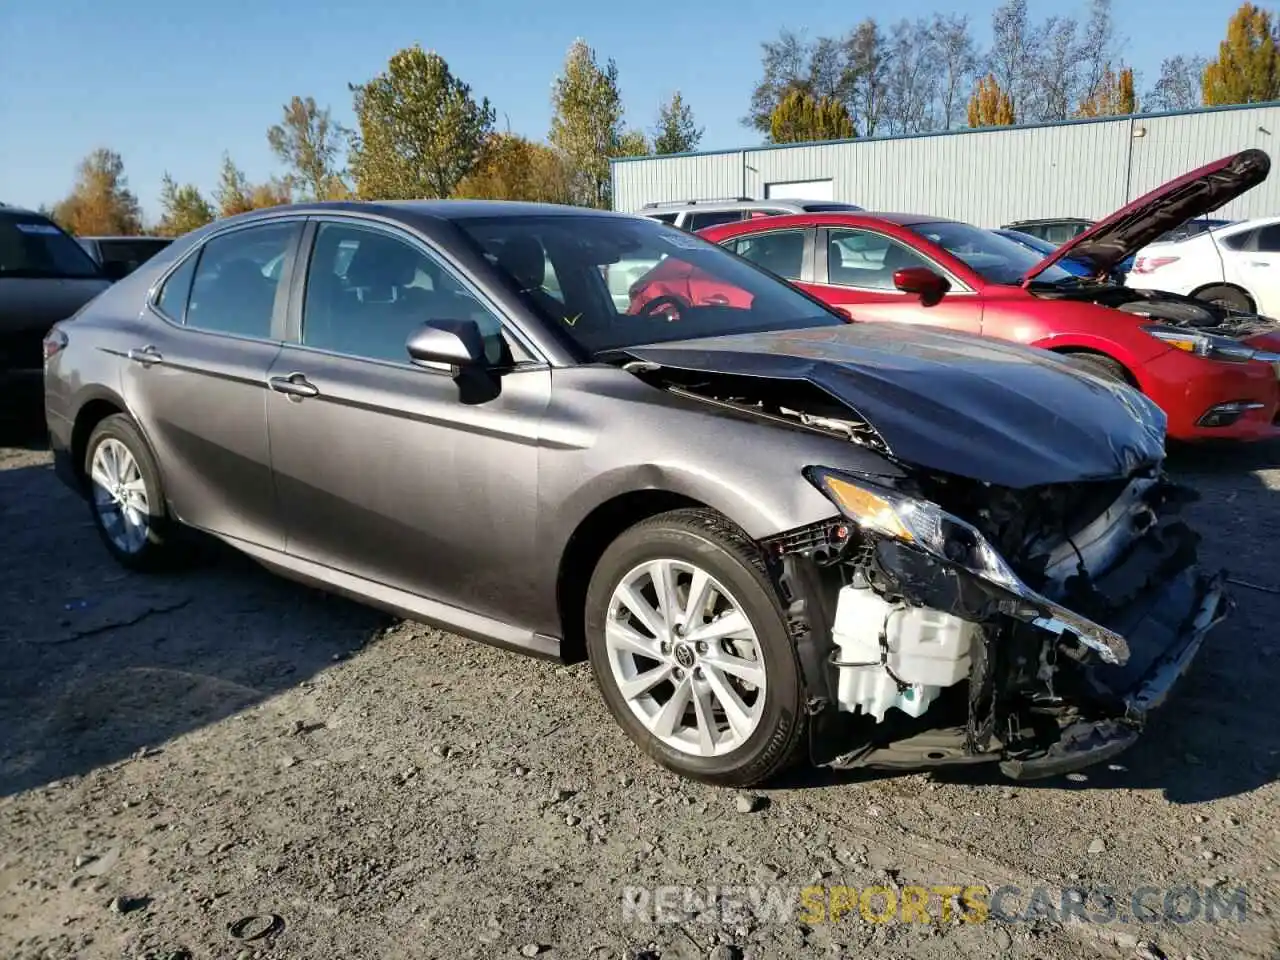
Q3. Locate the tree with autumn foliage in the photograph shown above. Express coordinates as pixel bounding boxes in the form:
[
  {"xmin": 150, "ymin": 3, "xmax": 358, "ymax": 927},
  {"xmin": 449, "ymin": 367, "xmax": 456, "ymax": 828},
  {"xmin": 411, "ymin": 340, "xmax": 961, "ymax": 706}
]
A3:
[
  {"xmin": 267, "ymin": 95, "xmax": 348, "ymax": 201},
  {"xmin": 349, "ymin": 46, "xmax": 495, "ymax": 200},
  {"xmin": 155, "ymin": 174, "xmax": 214, "ymax": 236},
  {"xmin": 1203, "ymin": 3, "xmax": 1280, "ymax": 105},
  {"xmin": 452, "ymin": 134, "xmax": 575, "ymax": 204},
  {"xmin": 653, "ymin": 92, "xmax": 703, "ymax": 154},
  {"xmin": 550, "ymin": 39, "xmax": 625, "ymax": 208},
  {"xmin": 1076, "ymin": 63, "xmax": 1137, "ymax": 116},
  {"xmin": 52, "ymin": 149, "xmax": 143, "ymax": 236},
  {"xmin": 769, "ymin": 89, "xmax": 856, "ymax": 144},
  {"xmin": 967, "ymin": 74, "xmax": 1016, "ymax": 128},
  {"xmin": 212, "ymin": 154, "xmax": 291, "ymax": 217}
]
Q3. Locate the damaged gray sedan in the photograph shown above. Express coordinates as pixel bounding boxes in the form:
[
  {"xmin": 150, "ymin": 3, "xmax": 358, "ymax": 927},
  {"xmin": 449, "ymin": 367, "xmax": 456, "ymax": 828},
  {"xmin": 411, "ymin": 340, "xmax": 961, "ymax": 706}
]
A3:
[{"xmin": 43, "ymin": 201, "xmax": 1229, "ymax": 787}]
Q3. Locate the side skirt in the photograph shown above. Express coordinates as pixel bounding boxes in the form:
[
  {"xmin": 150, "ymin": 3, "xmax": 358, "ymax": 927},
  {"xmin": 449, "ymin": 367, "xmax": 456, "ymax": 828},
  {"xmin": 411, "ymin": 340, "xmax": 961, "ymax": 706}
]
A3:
[{"xmin": 219, "ymin": 533, "xmax": 563, "ymax": 661}]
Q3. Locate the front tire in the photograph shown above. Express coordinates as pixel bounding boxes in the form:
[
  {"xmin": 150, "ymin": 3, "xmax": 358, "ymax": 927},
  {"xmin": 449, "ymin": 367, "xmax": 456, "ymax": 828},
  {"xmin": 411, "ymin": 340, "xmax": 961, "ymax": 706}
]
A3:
[
  {"xmin": 84, "ymin": 414, "xmax": 177, "ymax": 571},
  {"xmin": 584, "ymin": 508, "xmax": 806, "ymax": 787},
  {"xmin": 1063, "ymin": 351, "xmax": 1129, "ymax": 384}
]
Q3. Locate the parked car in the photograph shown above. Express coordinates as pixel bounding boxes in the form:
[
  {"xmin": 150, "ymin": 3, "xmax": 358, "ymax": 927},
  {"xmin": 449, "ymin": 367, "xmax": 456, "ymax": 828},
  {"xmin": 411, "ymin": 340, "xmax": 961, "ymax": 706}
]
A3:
[
  {"xmin": 77, "ymin": 235, "xmax": 173, "ymax": 280},
  {"xmin": 0, "ymin": 204, "xmax": 109, "ymax": 378},
  {"xmin": 656, "ymin": 149, "xmax": 1280, "ymax": 442},
  {"xmin": 45, "ymin": 200, "xmax": 1226, "ymax": 786},
  {"xmin": 1129, "ymin": 215, "xmax": 1280, "ymax": 315},
  {"xmin": 991, "ymin": 228, "xmax": 1091, "ymax": 277},
  {"xmin": 639, "ymin": 197, "xmax": 864, "ymax": 232},
  {"xmin": 617, "ymin": 199, "xmax": 860, "ymax": 308},
  {"xmin": 1001, "ymin": 217, "xmax": 1093, "ymax": 244}
]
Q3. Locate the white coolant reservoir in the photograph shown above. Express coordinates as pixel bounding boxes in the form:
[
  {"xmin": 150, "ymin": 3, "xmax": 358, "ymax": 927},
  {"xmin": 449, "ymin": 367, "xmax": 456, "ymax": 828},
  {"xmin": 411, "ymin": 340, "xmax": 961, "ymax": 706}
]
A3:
[{"xmin": 830, "ymin": 584, "xmax": 979, "ymax": 723}]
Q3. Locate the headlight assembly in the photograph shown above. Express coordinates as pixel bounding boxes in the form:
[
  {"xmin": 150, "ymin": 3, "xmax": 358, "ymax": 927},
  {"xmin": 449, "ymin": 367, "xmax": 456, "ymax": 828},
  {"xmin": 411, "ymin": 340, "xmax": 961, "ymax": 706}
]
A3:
[
  {"xmin": 1142, "ymin": 323, "xmax": 1280, "ymax": 364},
  {"xmin": 805, "ymin": 467, "xmax": 1130, "ymax": 665},
  {"xmin": 807, "ymin": 468, "xmax": 1023, "ymax": 593}
]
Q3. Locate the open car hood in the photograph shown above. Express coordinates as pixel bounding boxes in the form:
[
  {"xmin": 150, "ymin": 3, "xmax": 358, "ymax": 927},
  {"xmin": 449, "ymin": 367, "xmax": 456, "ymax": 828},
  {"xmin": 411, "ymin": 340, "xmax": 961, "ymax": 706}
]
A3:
[
  {"xmin": 623, "ymin": 323, "xmax": 1167, "ymax": 488},
  {"xmin": 1021, "ymin": 149, "xmax": 1270, "ymax": 286}
]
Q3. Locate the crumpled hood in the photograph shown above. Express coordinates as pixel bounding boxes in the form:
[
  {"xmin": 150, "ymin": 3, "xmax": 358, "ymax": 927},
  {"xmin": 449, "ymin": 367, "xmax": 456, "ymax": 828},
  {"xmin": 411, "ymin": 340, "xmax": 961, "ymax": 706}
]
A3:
[
  {"xmin": 624, "ymin": 323, "xmax": 1167, "ymax": 488},
  {"xmin": 1022, "ymin": 148, "xmax": 1270, "ymax": 284}
]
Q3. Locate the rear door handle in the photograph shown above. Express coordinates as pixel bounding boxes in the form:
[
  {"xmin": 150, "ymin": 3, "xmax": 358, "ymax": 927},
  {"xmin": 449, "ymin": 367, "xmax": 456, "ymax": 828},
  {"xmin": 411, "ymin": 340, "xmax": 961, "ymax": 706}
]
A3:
[
  {"xmin": 267, "ymin": 373, "xmax": 319, "ymax": 399},
  {"xmin": 127, "ymin": 345, "xmax": 163, "ymax": 366}
]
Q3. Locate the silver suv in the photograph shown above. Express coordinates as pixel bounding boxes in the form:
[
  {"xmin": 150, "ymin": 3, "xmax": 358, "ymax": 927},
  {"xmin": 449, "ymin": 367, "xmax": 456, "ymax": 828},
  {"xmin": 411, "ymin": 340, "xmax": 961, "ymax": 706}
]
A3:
[{"xmin": 638, "ymin": 197, "xmax": 864, "ymax": 232}]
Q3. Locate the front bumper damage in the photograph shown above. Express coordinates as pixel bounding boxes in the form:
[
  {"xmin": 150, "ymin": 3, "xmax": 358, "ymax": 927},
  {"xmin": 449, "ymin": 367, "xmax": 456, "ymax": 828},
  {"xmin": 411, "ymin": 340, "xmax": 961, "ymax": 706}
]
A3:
[{"xmin": 762, "ymin": 474, "xmax": 1232, "ymax": 780}]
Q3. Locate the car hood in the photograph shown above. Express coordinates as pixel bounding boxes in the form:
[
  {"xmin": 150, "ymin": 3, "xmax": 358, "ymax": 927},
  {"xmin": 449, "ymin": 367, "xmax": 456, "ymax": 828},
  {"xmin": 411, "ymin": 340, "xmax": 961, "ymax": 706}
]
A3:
[
  {"xmin": 1021, "ymin": 148, "xmax": 1270, "ymax": 285},
  {"xmin": 622, "ymin": 323, "xmax": 1167, "ymax": 488}
]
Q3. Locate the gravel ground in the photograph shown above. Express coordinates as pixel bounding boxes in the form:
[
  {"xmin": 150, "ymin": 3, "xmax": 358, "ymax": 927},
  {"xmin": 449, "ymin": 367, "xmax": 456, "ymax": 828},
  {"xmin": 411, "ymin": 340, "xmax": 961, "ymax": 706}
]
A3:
[{"xmin": 2, "ymin": 391, "xmax": 1280, "ymax": 960}]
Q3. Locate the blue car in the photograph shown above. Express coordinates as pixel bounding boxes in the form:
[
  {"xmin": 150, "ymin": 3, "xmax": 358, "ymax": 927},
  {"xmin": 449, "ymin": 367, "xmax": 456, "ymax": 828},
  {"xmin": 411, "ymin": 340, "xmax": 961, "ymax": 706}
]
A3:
[{"xmin": 990, "ymin": 228, "xmax": 1095, "ymax": 277}]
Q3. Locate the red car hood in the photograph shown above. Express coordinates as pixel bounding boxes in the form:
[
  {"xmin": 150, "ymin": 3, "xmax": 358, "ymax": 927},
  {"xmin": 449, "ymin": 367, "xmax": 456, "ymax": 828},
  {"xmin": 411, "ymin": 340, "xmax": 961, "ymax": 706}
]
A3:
[{"xmin": 1021, "ymin": 148, "xmax": 1271, "ymax": 286}]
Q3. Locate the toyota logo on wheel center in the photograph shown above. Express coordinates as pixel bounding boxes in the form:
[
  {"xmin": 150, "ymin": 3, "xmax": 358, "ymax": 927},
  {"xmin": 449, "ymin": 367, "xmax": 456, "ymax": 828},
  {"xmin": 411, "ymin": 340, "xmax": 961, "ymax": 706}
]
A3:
[{"xmin": 674, "ymin": 643, "xmax": 696, "ymax": 669}]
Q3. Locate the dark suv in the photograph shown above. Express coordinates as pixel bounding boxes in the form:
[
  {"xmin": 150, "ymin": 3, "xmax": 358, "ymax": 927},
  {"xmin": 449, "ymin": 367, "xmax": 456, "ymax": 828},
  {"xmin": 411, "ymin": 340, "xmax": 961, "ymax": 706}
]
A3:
[
  {"xmin": 0, "ymin": 205, "xmax": 108, "ymax": 377},
  {"xmin": 77, "ymin": 236, "xmax": 173, "ymax": 279}
]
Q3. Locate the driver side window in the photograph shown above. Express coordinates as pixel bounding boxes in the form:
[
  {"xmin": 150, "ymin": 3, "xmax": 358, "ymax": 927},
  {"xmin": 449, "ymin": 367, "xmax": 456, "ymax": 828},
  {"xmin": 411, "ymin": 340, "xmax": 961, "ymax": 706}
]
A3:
[
  {"xmin": 826, "ymin": 229, "xmax": 932, "ymax": 290},
  {"xmin": 301, "ymin": 222, "xmax": 509, "ymax": 365}
]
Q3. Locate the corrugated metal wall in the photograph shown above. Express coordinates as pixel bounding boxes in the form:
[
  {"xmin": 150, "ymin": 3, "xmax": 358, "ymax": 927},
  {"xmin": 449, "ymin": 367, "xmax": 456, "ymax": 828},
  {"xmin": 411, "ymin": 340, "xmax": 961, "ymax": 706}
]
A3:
[{"xmin": 612, "ymin": 104, "xmax": 1280, "ymax": 226}]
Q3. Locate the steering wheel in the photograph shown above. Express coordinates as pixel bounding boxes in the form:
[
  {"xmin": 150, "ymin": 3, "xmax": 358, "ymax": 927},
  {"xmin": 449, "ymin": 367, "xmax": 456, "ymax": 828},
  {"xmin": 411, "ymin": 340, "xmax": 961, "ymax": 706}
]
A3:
[{"xmin": 637, "ymin": 294, "xmax": 691, "ymax": 321}]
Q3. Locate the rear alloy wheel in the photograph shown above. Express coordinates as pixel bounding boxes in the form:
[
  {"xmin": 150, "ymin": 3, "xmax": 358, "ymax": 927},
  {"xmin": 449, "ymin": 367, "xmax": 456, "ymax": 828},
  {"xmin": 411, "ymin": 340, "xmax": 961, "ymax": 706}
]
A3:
[
  {"xmin": 584, "ymin": 508, "xmax": 806, "ymax": 787},
  {"xmin": 84, "ymin": 414, "xmax": 176, "ymax": 571},
  {"xmin": 1195, "ymin": 284, "xmax": 1254, "ymax": 313}
]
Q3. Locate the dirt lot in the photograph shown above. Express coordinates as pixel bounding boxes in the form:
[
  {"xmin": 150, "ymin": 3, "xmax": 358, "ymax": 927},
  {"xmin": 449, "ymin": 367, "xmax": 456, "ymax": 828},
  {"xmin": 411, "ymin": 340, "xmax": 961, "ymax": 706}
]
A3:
[{"xmin": 2, "ymin": 390, "xmax": 1280, "ymax": 960}]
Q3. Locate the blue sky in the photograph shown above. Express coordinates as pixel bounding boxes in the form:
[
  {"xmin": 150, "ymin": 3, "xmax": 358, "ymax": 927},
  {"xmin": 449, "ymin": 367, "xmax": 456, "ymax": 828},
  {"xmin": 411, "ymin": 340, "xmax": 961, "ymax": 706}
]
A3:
[{"xmin": 0, "ymin": 0, "xmax": 1246, "ymax": 220}]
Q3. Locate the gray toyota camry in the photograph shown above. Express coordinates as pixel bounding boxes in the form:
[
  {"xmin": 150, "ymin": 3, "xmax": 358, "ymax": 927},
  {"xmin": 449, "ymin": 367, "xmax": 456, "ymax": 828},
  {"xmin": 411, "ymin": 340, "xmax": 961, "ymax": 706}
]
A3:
[{"xmin": 42, "ymin": 201, "xmax": 1228, "ymax": 787}]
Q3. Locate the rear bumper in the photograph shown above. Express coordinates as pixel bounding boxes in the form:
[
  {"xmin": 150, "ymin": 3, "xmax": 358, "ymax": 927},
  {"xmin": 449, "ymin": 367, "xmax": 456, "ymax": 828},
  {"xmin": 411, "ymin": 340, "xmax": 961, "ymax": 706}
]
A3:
[
  {"xmin": 47, "ymin": 409, "xmax": 80, "ymax": 494},
  {"xmin": 1143, "ymin": 348, "xmax": 1280, "ymax": 441},
  {"xmin": 1000, "ymin": 568, "xmax": 1229, "ymax": 780}
]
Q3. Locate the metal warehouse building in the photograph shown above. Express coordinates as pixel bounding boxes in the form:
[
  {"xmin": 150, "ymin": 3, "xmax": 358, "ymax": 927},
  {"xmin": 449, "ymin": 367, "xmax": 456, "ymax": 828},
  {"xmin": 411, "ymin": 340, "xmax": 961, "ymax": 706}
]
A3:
[{"xmin": 611, "ymin": 101, "xmax": 1280, "ymax": 226}]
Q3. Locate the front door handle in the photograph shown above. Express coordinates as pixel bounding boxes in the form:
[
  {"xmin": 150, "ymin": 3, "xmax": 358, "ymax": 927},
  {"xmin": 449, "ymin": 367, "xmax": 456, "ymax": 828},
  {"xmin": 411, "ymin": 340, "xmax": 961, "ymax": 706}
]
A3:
[
  {"xmin": 267, "ymin": 373, "xmax": 319, "ymax": 399},
  {"xmin": 127, "ymin": 345, "xmax": 163, "ymax": 366}
]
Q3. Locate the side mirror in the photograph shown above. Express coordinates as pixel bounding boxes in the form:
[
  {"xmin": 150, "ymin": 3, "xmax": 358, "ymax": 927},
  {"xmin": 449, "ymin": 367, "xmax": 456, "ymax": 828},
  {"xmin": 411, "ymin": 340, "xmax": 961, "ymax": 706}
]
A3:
[
  {"xmin": 893, "ymin": 266, "xmax": 950, "ymax": 307},
  {"xmin": 406, "ymin": 319, "xmax": 487, "ymax": 373},
  {"xmin": 101, "ymin": 260, "xmax": 132, "ymax": 282}
]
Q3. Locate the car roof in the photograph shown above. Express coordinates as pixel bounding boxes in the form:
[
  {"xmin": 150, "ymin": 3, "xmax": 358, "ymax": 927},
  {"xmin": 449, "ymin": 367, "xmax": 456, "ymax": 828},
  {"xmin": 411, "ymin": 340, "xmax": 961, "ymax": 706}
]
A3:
[
  {"xmin": 1004, "ymin": 217, "xmax": 1092, "ymax": 226},
  {"xmin": 225, "ymin": 199, "xmax": 633, "ymax": 223},
  {"xmin": 0, "ymin": 204, "xmax": 52, "ymax": 219}
]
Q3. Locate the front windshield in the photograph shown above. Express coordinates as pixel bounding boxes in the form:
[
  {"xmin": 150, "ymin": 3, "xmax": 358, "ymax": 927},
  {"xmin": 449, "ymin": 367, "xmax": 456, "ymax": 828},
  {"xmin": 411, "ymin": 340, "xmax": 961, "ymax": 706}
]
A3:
[
  {"xmin": 910, "ymin": 220, "xmax": 1078, "ymax": 286},
  {"xmin": 0, "ymin": 214, "xmax": 103, "ymax": 279},
  {"xmin": 455, "ymin": 214, "xmax": 843, "ymax": 353}
]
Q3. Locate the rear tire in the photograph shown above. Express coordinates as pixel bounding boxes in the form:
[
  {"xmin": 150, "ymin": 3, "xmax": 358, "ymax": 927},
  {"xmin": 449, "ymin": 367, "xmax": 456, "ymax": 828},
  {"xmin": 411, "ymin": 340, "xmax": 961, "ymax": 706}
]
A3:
[
  {"xmin": 83, "ymin": 414, "xmax": 177, "ymax": 572},
  {"xmin": 584, "ymin": 508, "xmax": 807, "ymax": 787},
  {"xmin": 1062, "ymin": 351, "xmax": 1130, "ymax": 384},
  {"xmin": 1195, "ymin": 284, "xmax": 1254, "ymax": 313}
]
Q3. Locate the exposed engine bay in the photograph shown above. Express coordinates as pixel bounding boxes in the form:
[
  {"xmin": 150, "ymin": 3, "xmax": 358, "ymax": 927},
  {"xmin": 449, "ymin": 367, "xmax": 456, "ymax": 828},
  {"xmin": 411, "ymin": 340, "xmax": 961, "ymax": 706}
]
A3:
[
  {"xmin": 623, "ymin": 350, "xmax": 1231, "ymax": 779},
  {"xmin": 1031, "ymin": 280, "xmax": 1280, "ymax": 340}
]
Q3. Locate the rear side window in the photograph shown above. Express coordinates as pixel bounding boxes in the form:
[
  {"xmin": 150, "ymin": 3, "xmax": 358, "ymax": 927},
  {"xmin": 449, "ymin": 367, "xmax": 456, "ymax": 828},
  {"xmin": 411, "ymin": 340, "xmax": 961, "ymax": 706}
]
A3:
[
  {"xmin": 685, "ymin": 211, "xmax": 746, "ymax": 231},
  {"xmin": 0, "ymin": 214, "xmax": 102, "ymax": 279},
  {"xmin": 154, "ymin": 253, "xmax": 198, "ymax": 322},
  {"xmin": 1255, "ymin": 224, "xmax": 1280, "ymax": 252},
  {"xmin": 727, "ymin": 230, "xmax": 806, "ymax": 280},
  {"xmin": 185, "ymin": 223, "xmax": 298, "ymax": 339},
  {"xmin": 1218, "ymin": 228, "xmax": 1253, "ymax": 251},
  {"xmin": 647, "ymin": 212, "xmax": 678, "ymax": 224}
]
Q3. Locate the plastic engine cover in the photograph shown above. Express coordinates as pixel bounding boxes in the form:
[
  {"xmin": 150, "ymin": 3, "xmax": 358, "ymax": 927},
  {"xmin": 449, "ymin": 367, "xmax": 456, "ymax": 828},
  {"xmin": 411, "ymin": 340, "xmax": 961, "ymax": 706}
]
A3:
[{"xmin": 831, "ymin": 584, "xmax": 979, "ymax": 722}]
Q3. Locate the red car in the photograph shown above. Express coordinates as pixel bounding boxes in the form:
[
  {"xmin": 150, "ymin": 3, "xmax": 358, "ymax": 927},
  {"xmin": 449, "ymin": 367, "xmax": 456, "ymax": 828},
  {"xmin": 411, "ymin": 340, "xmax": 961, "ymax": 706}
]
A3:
[{"xmin": 630, "ymin": 150, "xmax": 1280, "ymax": 442}]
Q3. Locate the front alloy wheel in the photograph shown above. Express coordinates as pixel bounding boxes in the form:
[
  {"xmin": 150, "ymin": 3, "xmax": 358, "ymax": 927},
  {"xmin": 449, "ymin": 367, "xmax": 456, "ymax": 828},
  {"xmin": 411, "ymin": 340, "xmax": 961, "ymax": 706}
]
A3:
[
  {"xmin": 605, "ymin": 558, "xmax": 768, "ymax": 757},
  {"xmin": 585, "ymin": 508, "xmax": 806, "ymax": 787}
]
